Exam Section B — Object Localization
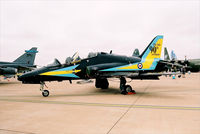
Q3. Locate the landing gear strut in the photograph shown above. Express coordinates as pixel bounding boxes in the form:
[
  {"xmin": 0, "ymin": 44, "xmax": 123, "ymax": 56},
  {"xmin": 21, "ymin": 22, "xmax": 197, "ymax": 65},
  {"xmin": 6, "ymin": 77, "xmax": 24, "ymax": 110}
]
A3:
[
  {"xmin": 120, "ymin": 77, "xmax": 135, "ymax": 95},
  {"xmin": 40, "ymin": 82, "xmax": 49, "ymax": 97}
]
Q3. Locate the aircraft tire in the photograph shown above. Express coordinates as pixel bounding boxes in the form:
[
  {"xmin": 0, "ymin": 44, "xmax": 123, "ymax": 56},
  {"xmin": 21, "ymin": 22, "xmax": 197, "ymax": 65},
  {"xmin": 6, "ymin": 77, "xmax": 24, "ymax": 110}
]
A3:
[
  {"xmin": 101, "ymin": 79, "xmax": 109, "ymax": 89},
  {"xmin": 101, "ymin": 83, "xmax": 109, "ymax": 89},
  {"xmin": 120, "ymin": 90, "xmax": 127, "ymax": 95},
  {"xmin": 122, "ymin": 85, "xmax": 135, "ymax": 94},
  {"xmin": 95, "ymin": 80, "xmax": 101, "ymax": 88},
  {"xmin": 96, "ymin": 78, "xmax": 109, "ymax": 89},
  {"xmin": 125, "ymin": 85, "xmax": 132, "ymax": 92},
  {"xmin": 42, "ymin": 90, "xmax": 49, "ymax": 97}
]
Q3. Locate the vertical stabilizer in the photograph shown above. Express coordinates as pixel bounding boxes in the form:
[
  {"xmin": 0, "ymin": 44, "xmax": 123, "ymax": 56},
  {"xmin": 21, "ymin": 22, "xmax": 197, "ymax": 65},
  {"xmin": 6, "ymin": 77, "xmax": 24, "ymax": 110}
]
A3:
[
  {"xmin": 164, "ymin": 47, "xmax": 170, "ymax": 60},
  {"xmin": 116, "ymin": 35, "xmax": 164, "ymax": 71},
  {"xmin": 171, "ymin": 50, "xmax": 177, "ymax": 61},
  {"xmin": 132, "ymin": 49, "xmax": 140, "ymax": 57},
  {"xmin": 139, "ymin": 35, "xmax": 163, "ymax": 70},
  {"xmin": 13, "ymin": 47, "xmax": 38, "ymax": 65}
]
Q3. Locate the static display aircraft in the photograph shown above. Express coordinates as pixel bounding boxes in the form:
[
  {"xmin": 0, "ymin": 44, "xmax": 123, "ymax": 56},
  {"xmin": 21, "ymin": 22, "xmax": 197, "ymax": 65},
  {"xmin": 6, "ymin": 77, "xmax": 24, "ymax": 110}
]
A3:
[
  {"xmin": 18, "ymin": 36, "xmax": 170, "ymax": 97},
  {"xmin": 164, "ymin": 47, "xmax": 200, "ymax": 72},
  {"xmin": 0, "ymin": 47, "xmax": 38, "ymax": 78},
  {"xmin": 187, "ymin": 59, "xmax": 200, "ymax": 72},
  {"xmin": 162, "ymin": 47, "xmax": 186, "ymax": 72}
]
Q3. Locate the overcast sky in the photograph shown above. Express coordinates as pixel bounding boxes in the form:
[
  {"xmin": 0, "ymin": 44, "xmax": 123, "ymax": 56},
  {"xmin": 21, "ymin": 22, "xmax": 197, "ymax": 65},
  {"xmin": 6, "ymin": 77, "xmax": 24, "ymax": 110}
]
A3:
[{"xmin": 0, "ymin": 0, "xmax": 199, "ymax": 66}]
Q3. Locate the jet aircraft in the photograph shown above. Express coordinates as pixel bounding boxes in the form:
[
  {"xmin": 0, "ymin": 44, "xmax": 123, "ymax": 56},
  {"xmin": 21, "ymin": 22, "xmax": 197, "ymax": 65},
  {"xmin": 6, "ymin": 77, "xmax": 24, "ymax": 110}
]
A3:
[
  {"xmin": 186, "ymin": 59, "xmax": 200, "ymax": 72},
  {"xmin": 0, "ymin": 47, "xmax": 38, "ymax": 78},
  {"xmin": 163, "ymin": 47, "xmax": 200, "ymax": 72},
  {"xmin": 19, "ymin": 36, "xmax": 168, "ymax": 97},
  {"xmin": 163, "ymin": 47, "xmax": 185, "ymax": 72},
  {"xmin": 170, "ymin": 50, "xmax": 200, "ymax": 72}
]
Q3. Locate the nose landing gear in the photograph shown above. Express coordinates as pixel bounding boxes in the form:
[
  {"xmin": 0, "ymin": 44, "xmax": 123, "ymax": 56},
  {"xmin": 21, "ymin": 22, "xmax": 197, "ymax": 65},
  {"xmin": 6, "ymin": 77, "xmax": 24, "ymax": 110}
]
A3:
[
  {"xmin": 40, "ymin": 82, "xmax": 50, "ymax": 97},
  {"xmin": 120, "ymin": 77, "xmax": 135, "ymax": 95}
]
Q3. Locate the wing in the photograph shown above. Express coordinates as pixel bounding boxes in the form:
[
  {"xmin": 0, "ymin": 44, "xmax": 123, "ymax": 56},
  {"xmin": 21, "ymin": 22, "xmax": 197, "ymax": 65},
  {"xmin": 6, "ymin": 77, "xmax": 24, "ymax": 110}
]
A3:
[
  {"xmin": 0, "ymin": 64, "xmax": 36, "ymax": 72},
  {"xmin": 98, "ymin": 71, "xmax": 182, "ymax": 80},
  {"xmin": 86, "ymin": 61, "xmax": 183, "ymax": 80},
  {"xmin": 158, "ymin": 60, "xmax": 184, "ymax": 68}
]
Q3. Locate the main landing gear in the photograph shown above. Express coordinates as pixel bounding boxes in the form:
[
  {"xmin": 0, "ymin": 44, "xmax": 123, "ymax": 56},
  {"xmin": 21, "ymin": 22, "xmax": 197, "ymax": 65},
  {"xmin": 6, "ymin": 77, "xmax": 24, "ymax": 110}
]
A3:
[
  {"xmin": 120, "ymin": 77, "xmax": 135, "ymax": 95},
  {"xmin": 95, "ymin": 78, "xmax": 109, "ymax": 89},
  {"xmin": 95, "ymin": 77, "xmax": 136, "ymax": 95},
  {"xmin": 40, "ymin": 82, "xmax": 49, "ymax": 97}
]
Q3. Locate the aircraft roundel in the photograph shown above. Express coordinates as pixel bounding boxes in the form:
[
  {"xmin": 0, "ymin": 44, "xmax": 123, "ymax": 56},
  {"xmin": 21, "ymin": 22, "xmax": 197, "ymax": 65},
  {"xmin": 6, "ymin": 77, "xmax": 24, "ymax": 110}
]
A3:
[{"xmin": 137, "ymin": 63, "xmax": 143, "ymax": 69}]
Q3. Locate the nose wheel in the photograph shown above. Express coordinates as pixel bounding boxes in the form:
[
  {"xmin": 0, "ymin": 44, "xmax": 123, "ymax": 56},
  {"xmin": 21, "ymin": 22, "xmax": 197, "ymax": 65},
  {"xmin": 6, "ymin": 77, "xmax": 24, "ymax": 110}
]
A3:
[
  {"xmin": 42, "ymin": 90, "xmax": 49, "ymax": 97},
  {"xmin": 40, "ymin": 82, "xmax": 50, "ymax": 97},
  {"xmin": 120, "ymin": 77, "xmax": 135, "ymax": 95}
]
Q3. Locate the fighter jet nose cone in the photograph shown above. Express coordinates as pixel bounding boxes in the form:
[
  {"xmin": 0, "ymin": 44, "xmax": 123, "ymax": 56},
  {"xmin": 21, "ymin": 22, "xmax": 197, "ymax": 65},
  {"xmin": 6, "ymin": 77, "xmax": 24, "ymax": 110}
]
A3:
[{"xmin": 16, "ymin": 71, "xmax": 41, "ymax": 84}]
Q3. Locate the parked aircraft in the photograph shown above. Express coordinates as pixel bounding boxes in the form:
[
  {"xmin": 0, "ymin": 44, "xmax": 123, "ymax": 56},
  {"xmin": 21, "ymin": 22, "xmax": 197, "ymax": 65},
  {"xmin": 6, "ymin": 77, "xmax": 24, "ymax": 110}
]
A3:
[
  {"xmin": 0, "ymin": 47, "xmax": 38, "ymax": 78},
  {"xmin": 18, "ymin": 36, "xmax": 173, "ymax": 97},
  {"xmin": 187, "ymin": 59, "xmax": 200, "ymax": 72},
  {"xmin": 164, "ymin": 48, "xmax": 200, "ymax": 72},
  {"xmin": 132, "ymin": 48, "xmax": 140, "ymax": 57},
  {"xmin": 163, "ymin": 47, "xmax": 185, "ymax": 72}
]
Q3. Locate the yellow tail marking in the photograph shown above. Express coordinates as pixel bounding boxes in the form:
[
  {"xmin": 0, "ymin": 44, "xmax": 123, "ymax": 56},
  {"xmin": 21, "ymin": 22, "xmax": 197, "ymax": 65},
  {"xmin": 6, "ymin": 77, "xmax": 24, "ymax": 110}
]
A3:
[{"xmin": 119, "ymin": 38, "xmax": 163, "ymax": 70}]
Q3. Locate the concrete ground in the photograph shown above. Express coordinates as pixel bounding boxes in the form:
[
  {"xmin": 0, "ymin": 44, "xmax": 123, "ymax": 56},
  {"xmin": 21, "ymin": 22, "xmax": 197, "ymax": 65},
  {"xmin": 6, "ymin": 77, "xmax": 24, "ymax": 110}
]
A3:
[{"xmin": 0, "ymin": 73, "xmax": 200, "ymax": 134}]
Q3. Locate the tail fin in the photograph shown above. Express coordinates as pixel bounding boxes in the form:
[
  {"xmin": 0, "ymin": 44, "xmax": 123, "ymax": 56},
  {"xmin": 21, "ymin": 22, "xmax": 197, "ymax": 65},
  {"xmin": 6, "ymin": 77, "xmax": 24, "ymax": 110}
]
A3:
[
  {"xmin": 139, "ymin": 35, "xmax": 163, "ymax": 70},
  {"xmin": 101, "ymin": 36, "xmax": 163, "ymax": 71},
  {"xmin": 164, "ymin": 47, "xmax": 170, "ymax": 60},
  {"xmin": 171, "ymin": 50, "xmax": 177, "ymax": 61},
  {"xmin": 132, "ymin": 49, "xmax": 140, "ymax": 57},
  {"xmin": 13, "ymin": 47, "xmax": 38, "ymax": 65},
  {"xmin": 140, "ymin": 35, "xmax": 163, "ymax": 59}
]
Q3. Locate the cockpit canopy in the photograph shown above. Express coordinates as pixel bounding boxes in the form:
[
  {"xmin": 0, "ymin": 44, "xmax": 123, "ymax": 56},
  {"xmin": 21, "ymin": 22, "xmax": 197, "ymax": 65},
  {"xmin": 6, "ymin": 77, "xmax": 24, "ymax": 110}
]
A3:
[
  {"xmin": 65, "ymin": 57, "xmax": 73, "ymax": 64},
  {"xmin": 47, "ymin": 59, "xmax": 61, "ymax": 67},
  {"xmin": 87, "ymin": 52, "xmax": 107, "ymax": 58},
  {"xmin": 65, "ymin": 52, "xmax": 81, "ymax": 65},
  {"xmin": 87, "ymin": 52, "xmax": 98, "ymax": 58},
  {"xmin": 65, "ymin": 52, "xmax": 108, "ymax": 65}
]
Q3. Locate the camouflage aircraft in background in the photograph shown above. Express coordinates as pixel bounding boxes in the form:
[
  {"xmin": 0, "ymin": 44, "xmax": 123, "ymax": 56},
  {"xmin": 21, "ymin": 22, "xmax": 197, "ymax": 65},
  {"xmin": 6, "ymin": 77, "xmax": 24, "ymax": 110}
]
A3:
[
  {"xmin": 164, "ymin": 47, "xmax": 200, "ymax": 72},
  {"xmin": 0, "ymin": 47, "xmax": 38, "ymax": 78}
]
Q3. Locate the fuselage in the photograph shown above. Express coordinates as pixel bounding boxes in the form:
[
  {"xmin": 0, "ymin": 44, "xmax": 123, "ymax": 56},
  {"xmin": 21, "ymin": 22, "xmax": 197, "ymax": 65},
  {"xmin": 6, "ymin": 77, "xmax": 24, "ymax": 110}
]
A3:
[{"xmin": 18, "ymin": 52, "xmax": 141, "ymax": 83}]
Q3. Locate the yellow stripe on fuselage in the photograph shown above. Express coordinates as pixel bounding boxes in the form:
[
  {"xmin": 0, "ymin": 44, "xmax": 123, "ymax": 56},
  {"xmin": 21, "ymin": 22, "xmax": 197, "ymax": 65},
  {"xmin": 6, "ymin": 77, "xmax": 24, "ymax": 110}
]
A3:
[
  {"xmin": 40, "ymin": 70, "xmax": 81, "ymax": 76},
  {"xmin": 118, "ymin": 59, "xmax": 155, "ymax": 70}
]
